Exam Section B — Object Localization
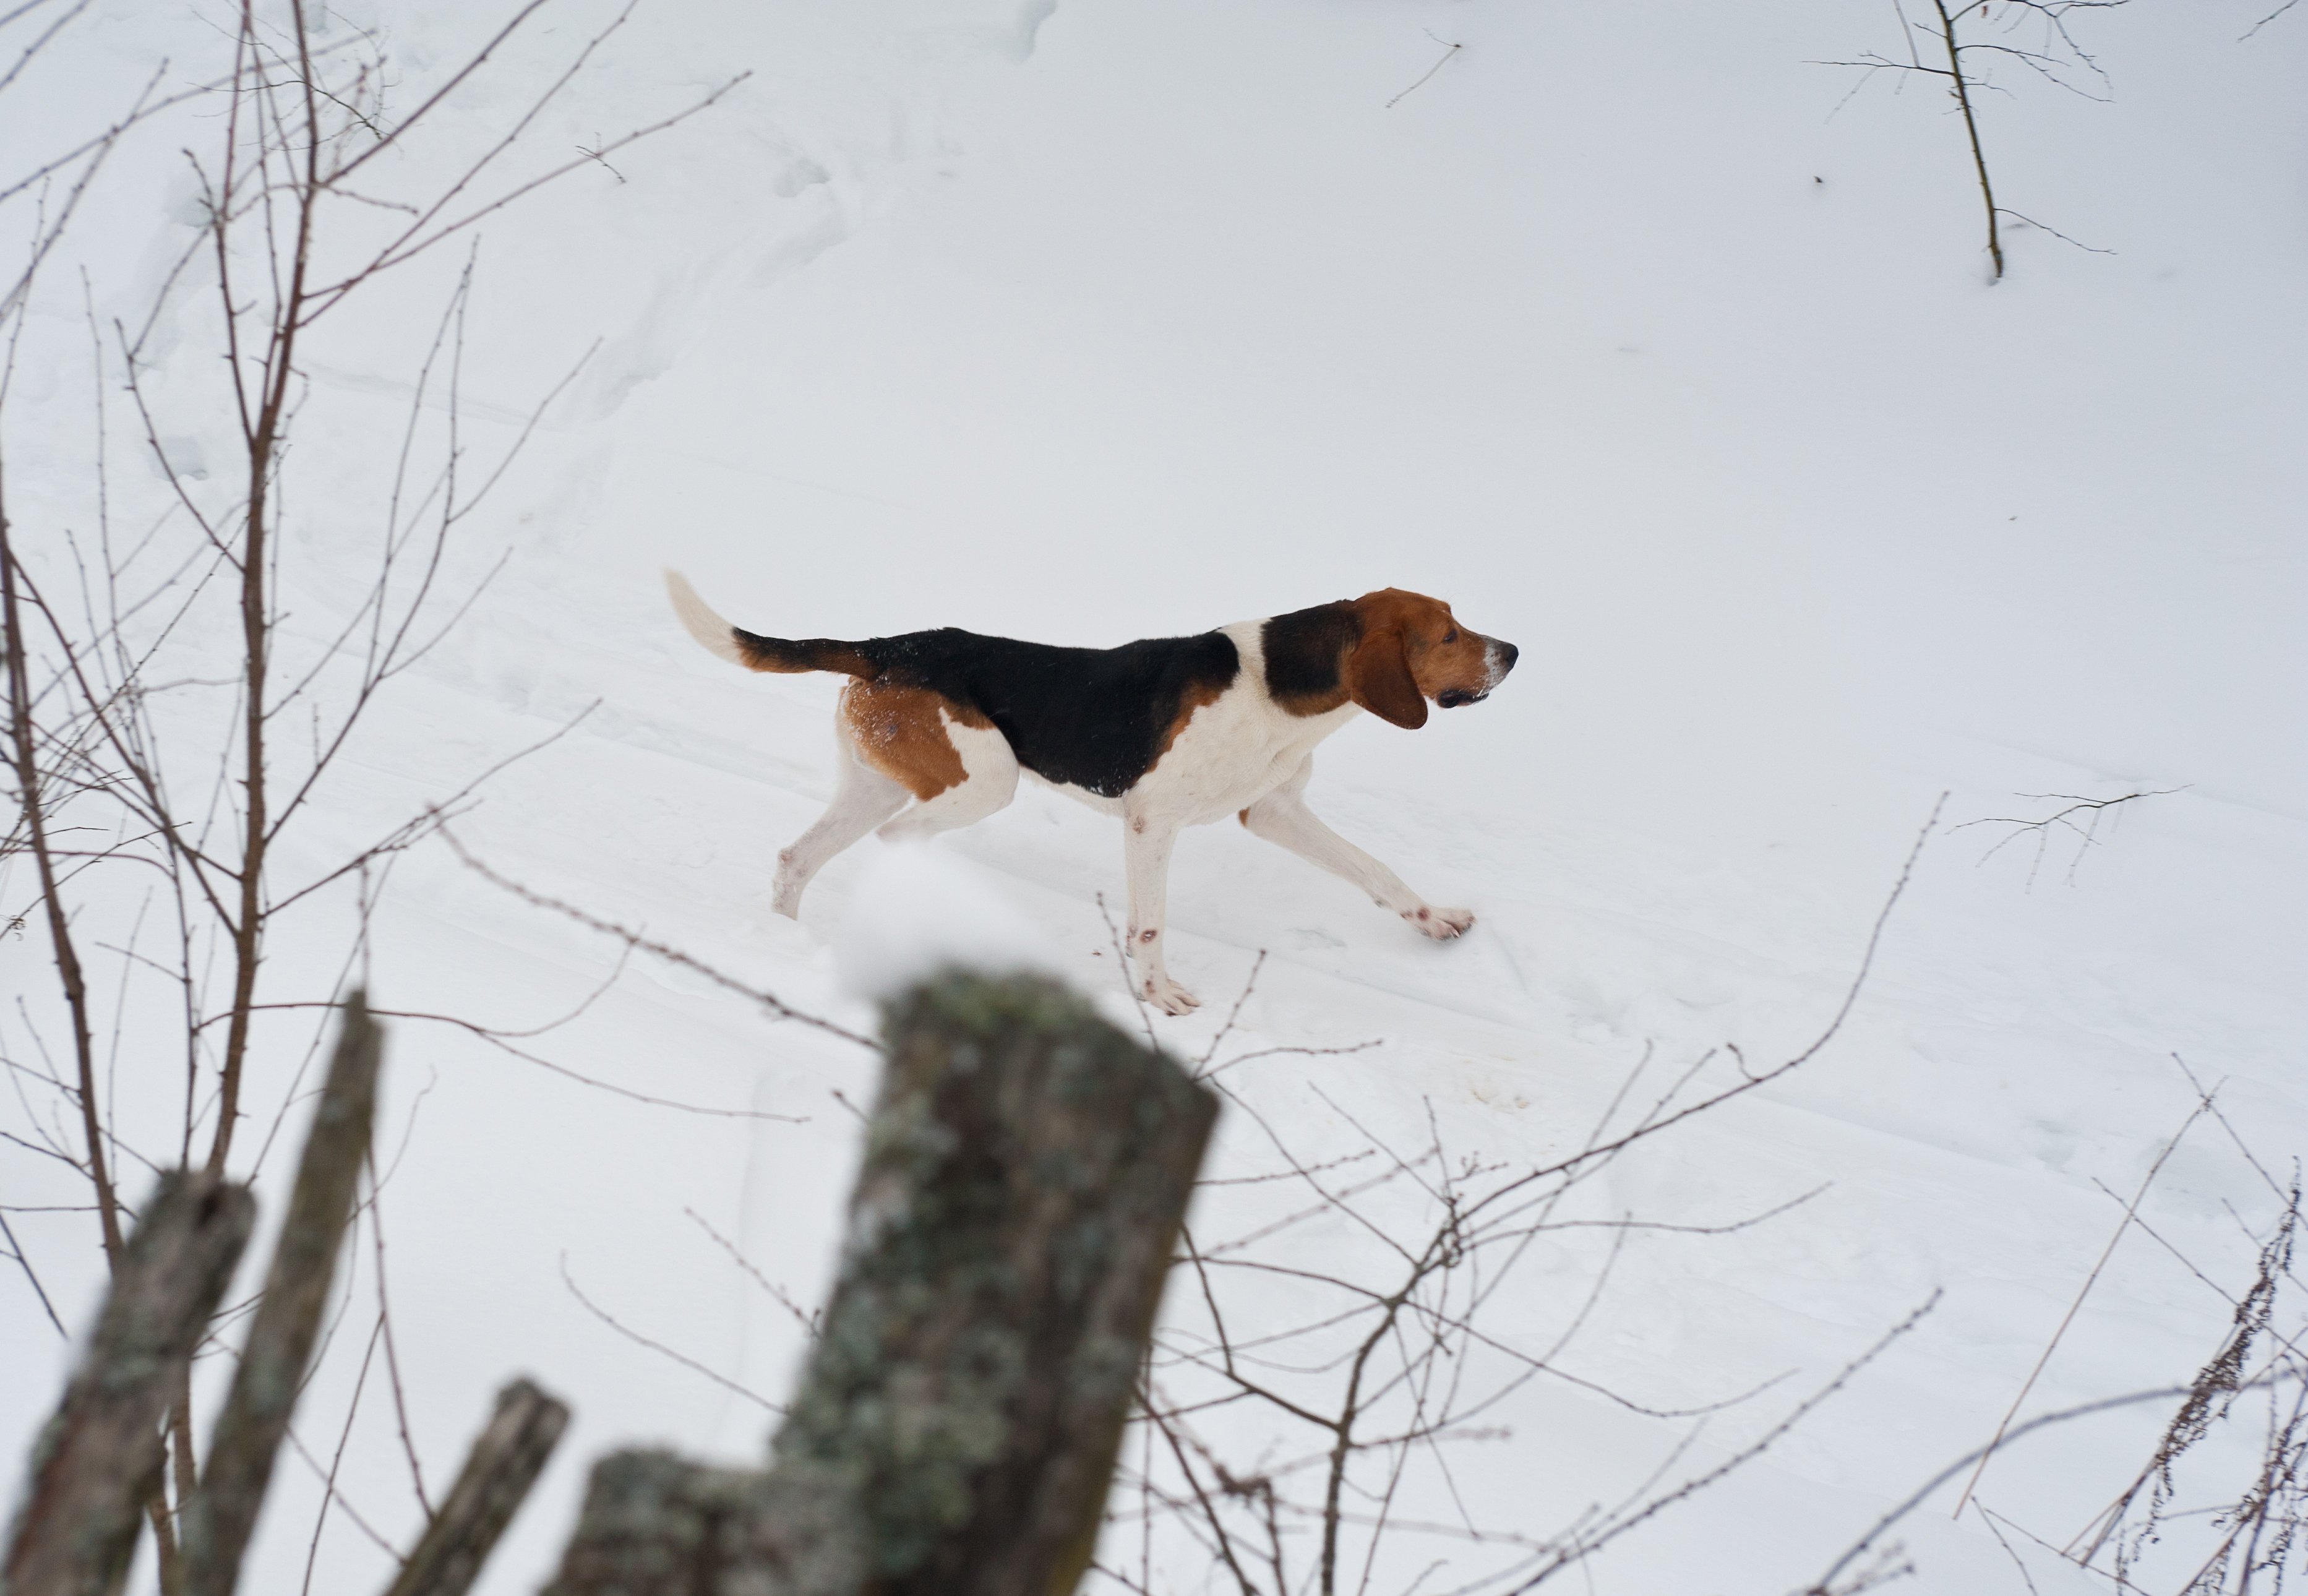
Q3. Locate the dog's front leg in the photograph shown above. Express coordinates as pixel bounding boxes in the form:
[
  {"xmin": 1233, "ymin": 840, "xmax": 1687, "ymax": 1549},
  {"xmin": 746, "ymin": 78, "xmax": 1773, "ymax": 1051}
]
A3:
[
  {"xmin": 1120, "ymin": 804, "xmax": 1198, "ymax": 1015},
  {"xmin": 1242, "ymin": 759, "xmax": 1475, "ymax": 940}
]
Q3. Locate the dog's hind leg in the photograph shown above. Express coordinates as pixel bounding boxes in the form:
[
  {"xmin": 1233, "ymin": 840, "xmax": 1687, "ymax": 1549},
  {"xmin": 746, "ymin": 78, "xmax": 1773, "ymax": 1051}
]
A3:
[
  {"xmin": 875, "ymin": 721, "xmax": 1019, "ymax": 843},
  {"xmin": 773, "ymin": 739, "xmax": 907, "ymax": 917}
]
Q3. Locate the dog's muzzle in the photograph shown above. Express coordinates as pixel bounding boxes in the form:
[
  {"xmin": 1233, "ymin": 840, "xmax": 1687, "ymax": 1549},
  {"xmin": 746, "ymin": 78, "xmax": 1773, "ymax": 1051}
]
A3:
[{"xmin": 1437, "ymin": 640, "xmax": 1518, "ymax": 708}]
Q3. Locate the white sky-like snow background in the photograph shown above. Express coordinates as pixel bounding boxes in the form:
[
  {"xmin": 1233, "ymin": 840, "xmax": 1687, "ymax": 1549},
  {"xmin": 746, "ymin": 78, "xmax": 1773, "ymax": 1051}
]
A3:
[{"xmin": 2, "ymin": 1, "xmax": 2305, "ymax": 1592}]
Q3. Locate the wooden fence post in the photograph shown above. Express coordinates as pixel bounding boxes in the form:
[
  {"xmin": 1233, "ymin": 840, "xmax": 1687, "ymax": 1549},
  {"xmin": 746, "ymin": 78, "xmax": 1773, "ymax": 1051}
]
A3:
[
  {"xmin": 182, "ymin": 993, "xmax": 382, "ymax": 1596},
  {"xmin": 4, "ymin": 995, "xmax": 569, "ymax": 1596},
  {"xmin": 545, "ymin": 970, "xmax": 1218, "ymax": 1596},
  {"xmin": 1, "ymin": 1174, "xmax": 254, "ymax": 1596},
  {"xmin": 380, "ymin": 1379, "xmax": 570, "ymax": 1596}
]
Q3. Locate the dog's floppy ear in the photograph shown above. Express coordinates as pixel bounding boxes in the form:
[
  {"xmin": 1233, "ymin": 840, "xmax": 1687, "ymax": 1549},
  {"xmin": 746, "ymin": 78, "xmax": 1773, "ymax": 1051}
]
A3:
[{"xmin": 1345, "ymin": 627, "xmax": 1428, "ymax": 729}]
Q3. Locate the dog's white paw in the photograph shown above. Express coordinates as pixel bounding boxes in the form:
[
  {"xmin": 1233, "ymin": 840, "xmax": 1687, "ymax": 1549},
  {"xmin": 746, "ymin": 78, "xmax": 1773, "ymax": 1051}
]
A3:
[
  {"xmin": 1142, "ymin": 974, "xmax": 1201, "ymax": 1015},
  {"xmin": 1405, "ymin": 904, "xmax": 1475, "ymax": 940}
]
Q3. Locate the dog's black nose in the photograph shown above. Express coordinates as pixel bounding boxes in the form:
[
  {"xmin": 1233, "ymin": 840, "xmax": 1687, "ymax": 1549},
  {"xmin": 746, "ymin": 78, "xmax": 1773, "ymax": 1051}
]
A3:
[{"xmin": 1498, "ymin": 641, "xmax": 1519, "ymax": 673}]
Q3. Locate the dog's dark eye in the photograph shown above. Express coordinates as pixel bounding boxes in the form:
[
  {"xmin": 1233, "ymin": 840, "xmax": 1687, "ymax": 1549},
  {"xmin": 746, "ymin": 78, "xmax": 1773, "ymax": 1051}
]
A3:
[{"xmin": 1443, "ymin": 629, "xmax": 1459, "ymax": 643}]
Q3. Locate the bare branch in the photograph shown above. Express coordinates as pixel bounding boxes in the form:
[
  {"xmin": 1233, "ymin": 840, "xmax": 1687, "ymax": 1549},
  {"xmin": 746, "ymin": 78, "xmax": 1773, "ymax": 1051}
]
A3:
[
  {"xmin": 560, "ymin": 1256, "xmax": 783, "ymax": 1415},
  {"xmin": 441, "ymin": 826, "xmax": 876, "ymax": 1049},
  {"xmin": 1953, "ymin": 786, "xmax": 2182, "ymax": 888}
]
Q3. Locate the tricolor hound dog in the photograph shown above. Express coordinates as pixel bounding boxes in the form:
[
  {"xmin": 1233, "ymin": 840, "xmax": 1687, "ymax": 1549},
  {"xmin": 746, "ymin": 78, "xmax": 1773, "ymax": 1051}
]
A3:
[{"xmin": 666, "ymin": 573, "xmax": 1517, "ymax": 1015}]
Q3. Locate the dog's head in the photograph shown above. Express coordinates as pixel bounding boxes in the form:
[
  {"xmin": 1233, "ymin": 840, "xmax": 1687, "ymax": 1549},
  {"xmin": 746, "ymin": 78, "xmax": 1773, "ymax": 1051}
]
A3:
[{"xmin": 1342, "ymin": 589, "xmax": 1517, "ymax": 730}]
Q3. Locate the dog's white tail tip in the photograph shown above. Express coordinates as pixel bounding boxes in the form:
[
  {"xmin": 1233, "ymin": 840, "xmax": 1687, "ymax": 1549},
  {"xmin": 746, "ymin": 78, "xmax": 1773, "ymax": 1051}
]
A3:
[{"xmin": 664, "ymin": 569, "xmax": 749, "ymax": 667}]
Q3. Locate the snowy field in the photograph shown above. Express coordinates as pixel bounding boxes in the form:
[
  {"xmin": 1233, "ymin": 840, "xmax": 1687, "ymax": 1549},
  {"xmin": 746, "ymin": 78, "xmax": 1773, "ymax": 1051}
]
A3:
[{"xmin": 3, "ymin": 1, "xmax": 2305, "ymax": 1592}]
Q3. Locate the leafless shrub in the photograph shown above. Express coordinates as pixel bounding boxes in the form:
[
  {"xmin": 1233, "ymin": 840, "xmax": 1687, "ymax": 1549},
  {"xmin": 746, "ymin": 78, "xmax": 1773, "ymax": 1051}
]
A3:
[
  {"xmin": 2091, "ymin": 1182, "xmax": 2305, "ymax": 1592},
  {"xmin": 0, "ymin": 2, "xmax": 758, "ymax": 1588},
  {"xmin": 1087, "ymin": 804, "xmax": 1945, "ymax": 1595},
  {"xmin": 1803, "ymin": 1071, "xmax": 2308, "ymax": 1595}
]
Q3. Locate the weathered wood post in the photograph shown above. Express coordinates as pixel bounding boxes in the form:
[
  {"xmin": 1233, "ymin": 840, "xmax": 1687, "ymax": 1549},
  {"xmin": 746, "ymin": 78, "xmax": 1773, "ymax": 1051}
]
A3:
[
  {"xmin": 544, "ymin": 969, "xmax": 1219, "ymax": 1596},
  {"xmin": 1, "ymin": 1174, "xmax": 254, "ymax": 1596},
  {"xmin": 182, "ymin": 993, "xmax": 384, "ymax": 1596},
  {"xmin": 2, "ymin": 995, "xmax": 569, "ymax": 1596},
  {"xmin": 382, "ymin": 1379, "xmax": 571, "ymax": 1596}
]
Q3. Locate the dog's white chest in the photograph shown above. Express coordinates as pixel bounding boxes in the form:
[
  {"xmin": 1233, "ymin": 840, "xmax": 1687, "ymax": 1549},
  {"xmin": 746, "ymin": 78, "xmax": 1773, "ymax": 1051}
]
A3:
[{"xmin": 1130, "ymin": 626, "xmax": 1355, "ymax": 825}]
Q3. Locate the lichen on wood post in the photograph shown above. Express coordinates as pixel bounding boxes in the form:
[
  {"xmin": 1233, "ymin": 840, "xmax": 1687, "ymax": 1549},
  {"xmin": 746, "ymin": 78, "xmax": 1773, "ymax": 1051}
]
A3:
[
  {"xmin": 1, "ymin": 1172, "xmax": 254, "ymax": 1596},
  {"xmin": 544, "ymin": 969, "xmax": 1218, "ymax": 1596}
]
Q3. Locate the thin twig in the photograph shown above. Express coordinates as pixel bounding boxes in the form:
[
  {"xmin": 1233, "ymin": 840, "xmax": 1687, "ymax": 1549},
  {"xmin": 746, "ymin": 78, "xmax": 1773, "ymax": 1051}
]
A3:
[
  {"xmin": 1950, "ymin": 1090, "xmax": 2211, "ymax": 1517},
  {"xmin": 1386, "ymin": 32, "xmax": 1462, "ymax": 109},
  {"xmin": 0, "ymin": 1196, "xmax": 66, "ymax": 1334},
  {"xmin": 442, "ymin": 826, "xmax": 875, "ymax": 1050},
  {"xmin": 683, "ymin": 1206, "xmax": 819, "ymax": 1341},
  {"xmin": 559, "ymin": 1255, "xmax": 781, "ymax": 1414}
]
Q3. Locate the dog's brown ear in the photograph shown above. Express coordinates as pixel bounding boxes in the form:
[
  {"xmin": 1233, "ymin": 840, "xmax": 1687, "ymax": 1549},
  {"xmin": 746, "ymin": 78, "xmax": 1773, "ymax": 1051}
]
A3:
[{"xmin": 1345, "ymin": 629, "xmax": 1428, "ymax": 729}]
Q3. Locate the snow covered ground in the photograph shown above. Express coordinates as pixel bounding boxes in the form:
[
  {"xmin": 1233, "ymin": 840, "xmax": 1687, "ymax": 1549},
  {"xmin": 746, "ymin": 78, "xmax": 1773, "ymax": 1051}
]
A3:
[{"xmin": 4, "ymin": 1, "xmax": 2305, "ymax": 1592}]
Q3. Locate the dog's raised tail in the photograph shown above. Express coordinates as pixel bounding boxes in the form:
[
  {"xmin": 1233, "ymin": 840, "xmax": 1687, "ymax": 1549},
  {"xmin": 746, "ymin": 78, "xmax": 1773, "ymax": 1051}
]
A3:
[
  {"xmin": 664, "ymin": 570, "xmax": 749, "ymax": 666},
  {"xmin": 663, "ymin": 570, "xmax": 874, "ymax": 677}
]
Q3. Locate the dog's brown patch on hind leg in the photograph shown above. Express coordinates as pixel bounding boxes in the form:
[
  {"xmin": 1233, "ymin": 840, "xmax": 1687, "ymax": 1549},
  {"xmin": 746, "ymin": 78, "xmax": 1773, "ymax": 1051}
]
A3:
[{"xmin": 840, "ymin": 680, "xmax": 986, "ymax": 800}]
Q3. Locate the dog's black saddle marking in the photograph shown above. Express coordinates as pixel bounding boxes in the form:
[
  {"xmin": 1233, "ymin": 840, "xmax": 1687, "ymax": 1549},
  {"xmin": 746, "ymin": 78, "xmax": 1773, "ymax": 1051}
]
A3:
[{"xmin": 863, "ymin": 628, "xmax": 1243, "ymax": 798}]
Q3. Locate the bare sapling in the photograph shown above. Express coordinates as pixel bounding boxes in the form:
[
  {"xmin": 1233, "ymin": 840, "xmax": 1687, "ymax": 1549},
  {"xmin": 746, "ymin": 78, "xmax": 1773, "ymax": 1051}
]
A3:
[
  {"xmin": 0, "ymin": 2, "xmax": 742, "ymax": 1588},
  {"xmin": 1815, "ymin": 1, "xmax": 2128, "ymax": 280}
]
